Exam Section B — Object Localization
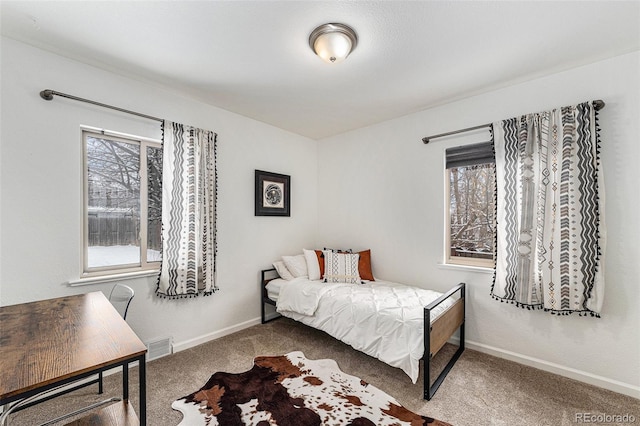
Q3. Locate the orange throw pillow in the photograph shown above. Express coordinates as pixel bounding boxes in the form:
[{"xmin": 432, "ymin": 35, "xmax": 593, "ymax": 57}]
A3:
[
  {"xmin": 314, "ymin": 250, "xmax": 325, "ymax": 278},
  {"xmin": 357, "ymin": 249, "xmax": 374, "ymax": 281}
]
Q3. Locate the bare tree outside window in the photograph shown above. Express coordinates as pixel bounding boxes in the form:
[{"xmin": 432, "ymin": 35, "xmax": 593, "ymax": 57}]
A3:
[
  {"xmin": 84, "ymin": 131, "xmax": 161, "ymax": 273},
  {"xmin": 447, "ymin": 163, "xmax": 495, "ymax": 266},
  {"xmin": 147, "ymin": 145, "xmax": 163, "ymax": 261}
]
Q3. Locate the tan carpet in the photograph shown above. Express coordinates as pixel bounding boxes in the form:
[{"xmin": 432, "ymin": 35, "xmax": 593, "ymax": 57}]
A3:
[{"xmin": 9, "ymin": 318, "xmax": 639, "ymax": 425}]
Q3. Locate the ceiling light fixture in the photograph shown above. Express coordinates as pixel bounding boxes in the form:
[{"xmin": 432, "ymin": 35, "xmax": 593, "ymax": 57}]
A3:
[{"xmin": 309, "ymin": 23, "xmax": 358, "ymax": 64}]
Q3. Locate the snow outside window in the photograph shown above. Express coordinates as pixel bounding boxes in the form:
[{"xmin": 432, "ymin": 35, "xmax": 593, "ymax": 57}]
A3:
[{"xmin": 83, "ymin": 129, "xmax": 162, "ymax": 276}]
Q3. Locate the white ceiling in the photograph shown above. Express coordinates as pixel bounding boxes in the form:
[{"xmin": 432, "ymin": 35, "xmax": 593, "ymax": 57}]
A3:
[{"xmin": 2, "ymin": 1, "xmax": 639, "ymax": 139}]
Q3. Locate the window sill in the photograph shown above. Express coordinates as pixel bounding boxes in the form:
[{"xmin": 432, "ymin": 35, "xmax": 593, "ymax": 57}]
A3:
[
  {"xmin": 437, "ymin": 263, "xmax": 494, "ymax": 274},
  {"xmin": 69, "ymin": 269, "xmax": 159, "ymax": 287}
]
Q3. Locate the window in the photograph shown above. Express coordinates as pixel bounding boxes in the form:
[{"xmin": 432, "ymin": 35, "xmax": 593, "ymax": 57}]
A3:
[
  {"xmin": 445, "ymin": 142, "xmax": 495, "ymax": 268},
  {"xmin": 83, "ymin": 129, "xmax": 162, "ymax": 275}
]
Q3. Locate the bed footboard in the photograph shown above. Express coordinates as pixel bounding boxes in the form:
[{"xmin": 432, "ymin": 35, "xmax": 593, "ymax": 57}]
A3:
[{"xmin": 424, "ymin": 282, "xmax": 465, "ymax": 400}]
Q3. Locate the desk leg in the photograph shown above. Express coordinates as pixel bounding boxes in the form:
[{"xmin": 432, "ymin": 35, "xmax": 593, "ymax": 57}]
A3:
[
  {"xmin": 122, "ymin": 362, "xmax": 129, "ymax": 401},
  {"xmin": 138, "ymin": 355, "xmax": 146, "ymax": 425}
]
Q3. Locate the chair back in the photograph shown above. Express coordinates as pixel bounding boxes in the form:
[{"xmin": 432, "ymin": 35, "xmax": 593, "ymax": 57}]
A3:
[{"xmin": 109, "ymin": 283, "xmax": 135, "ymax": 320}]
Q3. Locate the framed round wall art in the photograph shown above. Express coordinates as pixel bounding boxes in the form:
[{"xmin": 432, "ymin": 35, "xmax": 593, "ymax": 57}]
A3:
[{"xmin": 255, "ymin": 170, "xmax": 290, "ymax": 216}]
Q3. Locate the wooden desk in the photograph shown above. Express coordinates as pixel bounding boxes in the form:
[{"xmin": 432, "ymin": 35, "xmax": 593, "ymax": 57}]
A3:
[{"xmin": 0, "ymin": 292, "xmax": 147, "ymax": 424}]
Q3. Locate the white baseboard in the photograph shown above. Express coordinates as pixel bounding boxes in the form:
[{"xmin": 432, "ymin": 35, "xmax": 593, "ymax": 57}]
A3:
[
  {"xmin": 172, "ymin": 317, "xmax": 262, "ymax": 353},
  {"xmin": 463, "ymin": 339, "xmax": 640, "ymax": 399}
]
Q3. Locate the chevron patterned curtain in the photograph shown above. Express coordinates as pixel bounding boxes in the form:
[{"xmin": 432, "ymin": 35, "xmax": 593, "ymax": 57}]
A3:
[
  {"xmin": 156, "ymin": 121, "xmax": 218, "ymax": 299},
  {"xmin": 491, "ymin": 101, "xmax": 605, "ymax": 316}
]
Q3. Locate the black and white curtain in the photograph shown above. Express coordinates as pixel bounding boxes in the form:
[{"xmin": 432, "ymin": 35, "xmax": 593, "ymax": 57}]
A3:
[
  {"xmin": 156, "ymin": 121, "xmax": 218, "ymax": 299},
  {"xmin": 491, "ymin": 101, "xmax": 605, "ymax": 316}
]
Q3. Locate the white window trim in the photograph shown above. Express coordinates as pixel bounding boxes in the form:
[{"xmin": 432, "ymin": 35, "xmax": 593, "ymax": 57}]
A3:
[
  {"xmin": 81, "ymin": 128, "xmax": 162, "ymax": 278},
  {"xmin": 69, "ymin": 269, "xmax": 159, "ymax": 287},
  {"xmin": 437, "ymin": 262, "xmax": 494, "ymax": 274}
]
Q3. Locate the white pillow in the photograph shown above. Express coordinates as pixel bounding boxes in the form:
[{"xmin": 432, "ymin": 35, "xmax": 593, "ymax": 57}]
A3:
[
  {"xmin": 272, "ymin": 260, "xmax": 295, "ymax": 281},
  {"xmin": 323, "ymin": 250, "xmax": 361, "ymax": 284},
  {"xmin": 303, "ymin": 249, "xmax": 321, "ymax": 280},
  {"xmin": 282, "ymin": 254, "xmax": 308, "ymax": 278}
]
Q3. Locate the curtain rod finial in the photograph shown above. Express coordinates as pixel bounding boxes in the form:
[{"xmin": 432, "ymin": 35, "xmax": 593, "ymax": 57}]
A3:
[
  {"xmin": 40, "ymin": 90, "xmax": 54, "ymax": 101},
  {"xmin": 422, "ymin": 137, "xmax": 430, "ymax": 144}
]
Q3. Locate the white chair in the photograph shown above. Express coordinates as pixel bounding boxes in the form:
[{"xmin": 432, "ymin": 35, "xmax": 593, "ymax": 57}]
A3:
[
  {"xmin": 94, "ymin": 284, "xmax": 135, "ymax": 392},
  {"xmin": 108, "ymin": 283, "xmax": 135, "ymax": 320}
]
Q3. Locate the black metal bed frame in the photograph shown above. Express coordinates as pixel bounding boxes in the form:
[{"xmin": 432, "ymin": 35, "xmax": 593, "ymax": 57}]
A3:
[
  {"xmin": 259, "ymin": 268, "xmax": 465, "ymax": 400},
  {"xmin": 261, "ymin": 268, "xmax": 283, "ymax": 324}
]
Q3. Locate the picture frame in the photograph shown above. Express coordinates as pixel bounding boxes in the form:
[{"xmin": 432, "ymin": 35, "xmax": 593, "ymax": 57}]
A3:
[{"xmin": 255, "ymin": 170, "xmax": 290, "ymax": 216}]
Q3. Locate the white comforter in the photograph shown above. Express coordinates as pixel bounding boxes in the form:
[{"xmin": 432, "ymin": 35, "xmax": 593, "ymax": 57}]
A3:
[{"xmin": 268, "ymin": 277, "xmax": 453, "ymax": 383}]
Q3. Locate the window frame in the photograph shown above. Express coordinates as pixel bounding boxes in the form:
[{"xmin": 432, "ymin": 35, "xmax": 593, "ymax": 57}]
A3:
[
  {"xmin": 443, "ymin": 143, "xmax": 496, "ymax": 269},
  {"xmin": 82, "ymin": 128, "xmax": 162, "ymax": 277}
]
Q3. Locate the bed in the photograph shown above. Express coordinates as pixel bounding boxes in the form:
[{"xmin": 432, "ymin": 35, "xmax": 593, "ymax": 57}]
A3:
[{"xmin": 260, "ymin": 266, "xmax": 465, "ymax": 400}]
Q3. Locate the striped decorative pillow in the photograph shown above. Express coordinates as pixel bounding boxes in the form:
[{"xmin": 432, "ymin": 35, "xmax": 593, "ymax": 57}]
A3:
[{"xmin": 323, "ymin": 251, "xmax": 361, "ymax": 284}]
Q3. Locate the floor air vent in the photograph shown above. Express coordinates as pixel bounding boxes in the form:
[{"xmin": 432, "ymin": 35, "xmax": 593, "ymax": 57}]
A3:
[{"xmin": 146, "ymin": 337, "xmax": 173, "ymax": 360}]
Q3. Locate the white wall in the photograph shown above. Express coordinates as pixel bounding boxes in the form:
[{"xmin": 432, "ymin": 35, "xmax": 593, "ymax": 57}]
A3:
[
  {"xmin": 317, "ymin": 51, "xmax": 640, "ymax": 396},
  {"xmin": 0, "ymin": 37, "xmax": 318, "ymax": 348},
  {"xmin": 2, "ymin": 35, "xmax": 638, "ymax": 398}
]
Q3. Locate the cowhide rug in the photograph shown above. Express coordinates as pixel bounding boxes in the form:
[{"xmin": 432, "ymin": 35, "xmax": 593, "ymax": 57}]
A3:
[{"xmin": 172, "ymin": 351, "xmax": 451, "ymax": 426}]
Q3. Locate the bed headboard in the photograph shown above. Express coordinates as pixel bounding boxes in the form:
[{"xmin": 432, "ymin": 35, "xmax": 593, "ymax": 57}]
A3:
[
  {"xmin": 260, "ymin": 268, "xmax": 281, "ymax": 323},
  {"xmin": 261, "ymin": 268, "xmax": 278, "ymax": 299}
]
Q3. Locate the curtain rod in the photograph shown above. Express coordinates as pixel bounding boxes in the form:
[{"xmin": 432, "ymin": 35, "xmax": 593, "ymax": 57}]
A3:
[
  {"xmin": 422, "ymin": 99, "xmax": 605, "ymax": 144},
  {"xmin": 39, "ymin": 89, "xmax": 164, "ymax": 123}
]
